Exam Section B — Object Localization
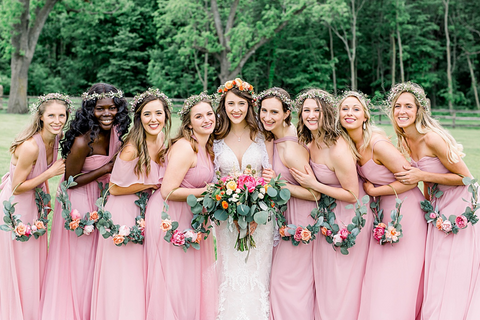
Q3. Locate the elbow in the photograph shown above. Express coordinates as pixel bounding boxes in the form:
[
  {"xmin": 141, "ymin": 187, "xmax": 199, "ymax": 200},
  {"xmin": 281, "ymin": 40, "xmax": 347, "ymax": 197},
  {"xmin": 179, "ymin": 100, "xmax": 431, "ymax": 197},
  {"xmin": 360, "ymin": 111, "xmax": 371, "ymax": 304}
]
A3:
[
  {"xmin": 109, "ymin": 186, "xmax": 120, "ymax": 196},
  {"xmin": 160, "ymin": 187, "xmax": 170, "ymax": 199}
]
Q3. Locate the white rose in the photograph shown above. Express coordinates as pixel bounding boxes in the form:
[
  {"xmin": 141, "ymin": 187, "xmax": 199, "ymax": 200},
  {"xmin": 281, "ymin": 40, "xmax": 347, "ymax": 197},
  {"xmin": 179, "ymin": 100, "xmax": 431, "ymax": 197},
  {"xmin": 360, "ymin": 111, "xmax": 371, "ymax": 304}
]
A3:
[
  {"xmin": 333, "ymin": 234, "xmax": 343, "ymax": 245},
  {"xmin": 258, "ymin": 193, "xmax": 264, "ymax": 199},
  {"xmin": 184, "ymin": 230, "xmax": 196, "ymax": 241},
  {"xmin": 84, "ymin": 225, "xmax": 94, "ymax": 235},
  {"xmin": 260, "ymin": 188, "xmax": 265, "ymax": 194},
  {"xmin": 118, "ymin": 225, "xmax": 130, "ymax": 236},
  {"xmin": 236, "ymin": 189, "xmax": 241, "ymax": 194},
  {"xmin": 226, "ymin": 189, "xmax": 233, "ymax": 195},
  {"xmin": 32, "ymin": 225, "xmax": 38, "ymax": 232}
]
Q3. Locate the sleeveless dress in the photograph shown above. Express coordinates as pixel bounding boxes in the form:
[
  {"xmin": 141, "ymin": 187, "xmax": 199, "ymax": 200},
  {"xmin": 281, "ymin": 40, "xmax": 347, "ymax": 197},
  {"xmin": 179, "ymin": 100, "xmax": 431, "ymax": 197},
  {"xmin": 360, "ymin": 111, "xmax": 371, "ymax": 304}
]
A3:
[
  {"xmin": 144, "ymin": 146, "xmax": 217, "ymax": 320},
  {"xmin": 41, "ymin": 128, "xmax": 121, "ymax": 320},
  {"xmin": 0, "ymin": 133, "xmax": 58, "ymax": 320},
  {"xmin": 213, "ymin": 135, "xmax": 273, "ymax": 320},
  {"xmin": 269, "ymin": 136, "xmax": 317, "ymax": 320},
  {"xmin": 310, "ymin": 161, "xmax": 372, "ymax": 320},
  {"xmin": 90, "ymin": 155, "xmax": 160, "ymax": 320},
  {"xmin": 357, "ymin": 140, "xmax": 426, "ymax": 320},
  {"xmin": 412, "ymin": 156, "xmax": 480, "ymax": 320}
]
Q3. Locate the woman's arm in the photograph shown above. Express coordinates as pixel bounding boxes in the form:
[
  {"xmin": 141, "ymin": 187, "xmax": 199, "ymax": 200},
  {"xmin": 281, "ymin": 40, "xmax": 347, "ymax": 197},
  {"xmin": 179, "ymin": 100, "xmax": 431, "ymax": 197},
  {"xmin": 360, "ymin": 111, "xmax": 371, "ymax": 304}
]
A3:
[
  {"xmin": 160, "ymin": 139, "xmax": 207, "ymax": 201},
  {"xmin": 12, "ymin": 139, "xmax": 65, "ymax": 195}
]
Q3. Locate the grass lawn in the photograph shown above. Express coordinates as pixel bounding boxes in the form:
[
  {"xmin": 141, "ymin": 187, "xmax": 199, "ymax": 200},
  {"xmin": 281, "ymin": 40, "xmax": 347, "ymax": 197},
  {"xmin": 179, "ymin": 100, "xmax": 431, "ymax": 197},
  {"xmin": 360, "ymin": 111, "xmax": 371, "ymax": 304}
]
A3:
[{"xmin": 0, "ymin": 112, "xmax": 479, "ymax": 236}]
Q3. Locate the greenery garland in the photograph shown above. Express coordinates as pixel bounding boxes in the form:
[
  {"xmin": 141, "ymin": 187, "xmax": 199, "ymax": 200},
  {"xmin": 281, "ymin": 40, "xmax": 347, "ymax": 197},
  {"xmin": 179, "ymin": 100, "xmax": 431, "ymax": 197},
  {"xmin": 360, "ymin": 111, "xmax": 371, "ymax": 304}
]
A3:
[
  {"xmin": 0, "ymin": 187, "xmax": 50, "ymax": 241},
  {"xmin": 421, "ymin": 177, "xmax": 479, "ymax": 234},
  {"xmin": 371, "ymin": 185, "xmax": 404, "ymax": 245}
]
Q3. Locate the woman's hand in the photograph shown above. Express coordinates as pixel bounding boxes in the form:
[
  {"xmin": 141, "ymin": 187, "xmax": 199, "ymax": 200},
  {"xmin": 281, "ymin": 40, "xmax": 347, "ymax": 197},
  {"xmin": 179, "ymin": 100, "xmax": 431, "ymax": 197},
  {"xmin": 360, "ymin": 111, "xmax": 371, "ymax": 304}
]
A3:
[
  {"xmin": 290, "ymin": 166, "xmax": 317, "ymax": 189},
  {"xmin": 46, "ymin": 159, "xmax": 66, "ymax": 178},
  {"xmin": 363, "ymin": 180, "xmax": 377, "ymax": 196},
  {"xmin": 394, "ymin": 165, "xmax": 424, "ymax": 184},
  {"xmin": 262, "ymin": 168, "xmax": 276, "ymax": 184}
]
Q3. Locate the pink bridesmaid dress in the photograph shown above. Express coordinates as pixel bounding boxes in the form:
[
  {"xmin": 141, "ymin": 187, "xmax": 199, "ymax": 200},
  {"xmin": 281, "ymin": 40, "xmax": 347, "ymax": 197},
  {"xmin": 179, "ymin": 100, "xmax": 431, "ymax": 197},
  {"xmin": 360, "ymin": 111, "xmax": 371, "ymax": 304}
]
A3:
[
  {"xmin": 144, "ymin": 147, "xmax": 217, "ymax": 320},
  {"xmin": 0, "ymin": 133, "xmax": 58, "ymax": 320},
  {"xmin": 357, "ymin": 140, "xmax": 426, "ymax": 320},
  {"xmin": 90, "ymin": 155, "xmax": 160, "ymax": 320},
  {"xmin": 269, "ymin": 136, "xmax": 317, "ymax": 320},
  {"xmin": 413, "ymin": 156, "xmax": 480, "ymax": 320},
  {"xmin": 40, "ymin": 129, "xmax": 120, "ymax": 320},
  {"xmin": 310, "ymin": 161, "xmax": 372, "ymax": 320}
]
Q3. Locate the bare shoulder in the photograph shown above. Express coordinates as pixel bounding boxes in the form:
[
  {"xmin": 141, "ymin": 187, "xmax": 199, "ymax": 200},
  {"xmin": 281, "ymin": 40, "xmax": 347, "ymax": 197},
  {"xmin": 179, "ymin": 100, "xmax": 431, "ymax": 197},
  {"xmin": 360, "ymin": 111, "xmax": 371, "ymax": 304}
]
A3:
[
  {"xmin": 169, "ymin": 138, "xmax": 195, "ymax": 158},
  {"xmin": 119, "ymin": 144, "xmax": 138, "ymax": 161},
  {"xmin": 15, "ymin": 137, "xmax": 39, "ymax": 159},
  {"xmin": 283, "ymin": 140, "xmax": 309, "ymax": 168}
]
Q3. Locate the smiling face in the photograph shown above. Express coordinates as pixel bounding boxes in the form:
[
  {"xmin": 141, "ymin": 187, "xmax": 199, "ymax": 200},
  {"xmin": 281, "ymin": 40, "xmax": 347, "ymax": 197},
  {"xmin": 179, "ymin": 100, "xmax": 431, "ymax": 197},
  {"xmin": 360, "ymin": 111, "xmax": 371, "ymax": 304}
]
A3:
[
  {"xmin": 40, "ymin": 102, "xmax": 68, "ymax": 136},
  {"xmin": 301, "ymin": 98, "xmax": 321, "ymax": 132},
  {"xmin": 224, "ymin": 91, "xmax": 248, "ymax": 125},
  {"xmin": 189, "ymin": 102, "xmax": 215, "ymax": 136},
  {"xmin": 94, "ymin": 98, "xmax": 118, "ymax": 131},
  {"xmin": 259, "ymin": 97, "xmax": 289, "ymax": 132},
  {"xmin": 393, "ymin": 92, "xmax": 418, "ymax": 129},
  {"xmin": 339, "ymin": 96, "xmax": 366, "ymax": 130},
  {"xmin": 140, "ymin": 99, "xmax": 165, "ymax": 137}
]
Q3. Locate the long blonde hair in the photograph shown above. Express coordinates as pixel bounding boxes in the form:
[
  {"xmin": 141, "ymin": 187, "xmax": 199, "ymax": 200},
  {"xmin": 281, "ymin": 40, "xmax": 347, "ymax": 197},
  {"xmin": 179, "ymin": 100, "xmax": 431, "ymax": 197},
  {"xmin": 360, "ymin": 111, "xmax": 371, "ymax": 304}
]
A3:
[
  {"xmin": 335, "ymin": 91, "xmax": 384, "ymax": 160},
  {"xmin": 387, "ymin": 83, "xmax": 464, "ymax": 163},
  {"xmin": 10, "ymin": 99, "xmax": 69, "ymax": 154}
]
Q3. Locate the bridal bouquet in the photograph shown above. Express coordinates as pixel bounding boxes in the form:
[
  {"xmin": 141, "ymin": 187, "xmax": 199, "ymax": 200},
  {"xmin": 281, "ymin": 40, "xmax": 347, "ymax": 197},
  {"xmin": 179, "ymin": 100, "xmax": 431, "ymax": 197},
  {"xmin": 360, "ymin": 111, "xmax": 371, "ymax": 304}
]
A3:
[{"xmin": 188, "ymin": 165, "xmax": 290, "ymax": 252}]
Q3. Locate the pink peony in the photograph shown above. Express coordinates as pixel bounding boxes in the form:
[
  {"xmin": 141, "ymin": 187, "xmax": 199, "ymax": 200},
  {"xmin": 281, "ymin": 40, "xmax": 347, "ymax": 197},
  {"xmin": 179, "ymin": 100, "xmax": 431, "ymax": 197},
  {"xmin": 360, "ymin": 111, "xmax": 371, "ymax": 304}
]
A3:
[
  {"xmin": 84, "ymin": 225, "xmax": 94, "ymax": 235},
  {"xmin": 70, "ymin": 209, "xmax": 81, "ymax": 220},
  {"xmin": 171, "ymin": 230, "xmax": 185, "ymax": 246},
  {"xmin": 294, "ymin": 226, "xmax": 303, "ymax": 242},
  {"xmin": 221, "ymin": 176, "xmax": 233, "ymax": 183},
  {"xmin": 256, "ymin": 177, "xmax": 266, "ymax": 186},
  {"xmin": 442, "ymin": 220, "xmax": 453, "ymax": 233},
  {"xmin": 455, "ymin": 215, "xmax": 468, "ymax": 229},
  {"xmin": 339, "ymin": 228, "xmax": 350, "ymax": 240},
  {"xmin": 333, "ymin": 234, "xmax": 343, "ymax": 244},
  {"xmin": 238, "ymin": 175, "xmax": 257, "ymax": 192},
  {"xmin": 373, "ymin": 226, "xmax": 385, "ymax": 242},
  {"xmin": 24, "ymin": 225, "xmax": 32, "ymax": 237}
]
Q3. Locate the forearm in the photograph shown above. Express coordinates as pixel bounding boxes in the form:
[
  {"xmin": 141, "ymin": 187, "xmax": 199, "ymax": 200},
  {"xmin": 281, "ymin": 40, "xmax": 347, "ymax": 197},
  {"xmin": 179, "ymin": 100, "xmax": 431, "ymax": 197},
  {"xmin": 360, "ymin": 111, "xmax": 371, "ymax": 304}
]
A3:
[
  {"xmin": 109, "ymin": 183, "xmax": 154, "ymax": 196},
  {"xmin": 68, "ymin": 166, "xmax": 110, "ymax": 188},
  {"xmin": 285, "ymin": 183, "xmax": 320, "ymax": 201},
  {"xmin": 162, "ymin": 187, "xmax": 206, "ymax": 202},
  {"xmin": 311, "ymin": 181, "xmax": 357, "ymax": 203},
  {"xmin": 422, "ymin": 171, "xmax": 465, "ymax": 186},
  {"xmin": 369, "ymin": 181, "xmax": 417, "ymax": 197},
  {"xmin": 13, "ymin": 171, "xmax": 51, "ymax": 195}
]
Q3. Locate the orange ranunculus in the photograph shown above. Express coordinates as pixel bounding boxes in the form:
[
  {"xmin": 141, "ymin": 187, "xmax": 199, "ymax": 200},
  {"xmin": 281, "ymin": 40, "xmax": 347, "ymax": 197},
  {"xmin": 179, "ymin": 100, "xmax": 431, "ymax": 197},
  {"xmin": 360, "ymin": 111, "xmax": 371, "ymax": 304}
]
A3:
[
  {"xmin": 301, "ymin": 228, "xmax": 312, "ymax": 242},
  {"xmin": 377, "ymin": 222, "xmax": 387, "ymax": 229},
  {"xmin": 223, "ymin": 88, "xmax": 228, "ymax": 93},
  {"xmin": 34, "ymin": 220, "xmax": 46, "ymax": 230},
  {"xmin": 195, "ymin": 232, "xmax": 202, "ymax": 243},
  {"xmin": 279, "ymin": 225, "xmax": 287, "ymax": 237},
  {"xmin": 436, "ymin": 217, "xmax": 443, "ymax": 230},
  {"xmin": 89, "ymin": 211, "xmax": 99, "ymax": 222},
  {"xmin": 249, "ymin": 84, "xmax": 253, "ymax": 91},
  {"xmin": 137, "ymin": 218, "xmax": 146, "ymax": 228},
  {"xmin": 225, "ymin": 81, "xmax": 233, "ymax": 89},
  {"xmin": 220, "ymin": 191, "xmax": 225, "ymax": 195},
  {"xmin": 69, "ymin": 219, "xmax": 80, "ymax": 230},
  {"xmin": 239, "ymin": 86, "xmax": 244, "ymax": 91},
  {"xmin": 216, "ymin": 194, "xmax": 222, "ymax": 201},
  {"xmin": 222, "ymin": 201, "xmax": 229, "ymax": 209},
  {"xmin": 218, "ymin": 88, "xmax": 222, "ymax": 93},
  {"xmin": 14, "ymin": 223, "xmax": 26, "ymax": 236},
  {"xmin": 113, "ymin": 234, "xmax": 124, "ymax": 245},
  {"xmin": 271, "ymin": 202, "xmax": 275, "ymax": 208},
  {"xmin": 265, "ymin": 184, "xmax": 270, "ymax": 192},
  {"xmin": 321, "ymin": 227, "xmax": 328, "ymax": 236},
  {"xmin": 235, "ymin": 78, "xmax": 243, "ymax": 86},
  {"xmin": 160, "ymin": 219, "xmax": 172, "ymax": 231}
]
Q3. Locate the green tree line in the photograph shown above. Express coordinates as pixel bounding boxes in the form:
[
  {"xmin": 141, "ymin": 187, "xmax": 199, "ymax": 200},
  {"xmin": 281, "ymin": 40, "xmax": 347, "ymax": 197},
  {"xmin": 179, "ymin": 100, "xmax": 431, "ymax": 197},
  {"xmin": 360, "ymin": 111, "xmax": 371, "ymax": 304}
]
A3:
[{"xmin": 1, "ymin": 0, "xmax": 479, "ymax": 113}]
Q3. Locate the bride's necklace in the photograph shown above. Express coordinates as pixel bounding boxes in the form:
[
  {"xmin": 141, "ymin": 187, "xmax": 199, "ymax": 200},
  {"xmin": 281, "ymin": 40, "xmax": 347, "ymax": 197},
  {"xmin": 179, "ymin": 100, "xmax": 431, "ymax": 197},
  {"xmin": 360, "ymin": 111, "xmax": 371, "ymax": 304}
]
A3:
[{"xmin": 231, "ymin": 127, "xmax": 247, "ymax": 142}]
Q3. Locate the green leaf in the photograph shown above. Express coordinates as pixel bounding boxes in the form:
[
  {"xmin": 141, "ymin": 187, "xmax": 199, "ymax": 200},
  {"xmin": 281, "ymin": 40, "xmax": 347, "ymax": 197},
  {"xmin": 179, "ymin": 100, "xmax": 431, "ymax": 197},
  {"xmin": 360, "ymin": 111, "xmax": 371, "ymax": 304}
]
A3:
[
  {"xmin": 267, "ymin": 187, "xmax": 278, "ymax": 197},
  {"xmin": 191, "ymin": 242, "xmax": 200, "ymax": 250},
  {"xmin": 361, "ymin": 195, "xmax": 370, "ymax": 204},
  {"xmin": 187, "ymin": 194, "xmax": 198, "ymax": 207},
  {"xmin": 340, "ymin": 247, "xmax": 349, "ymax": 255},
  {"xmin": 75, "ymin": 228, "xmax": 83, "ymax": 237},
  {"xmin": 280, "ymin": 189, "xmax": 291, "ymax": 201},
  {"xmin": 237, "ymin": 204, "xmax": 250, "ymax": 216},
  {"xmin": 238, "ymin": 216, "xmax": 247, "ymax": 229},
  {"xmin": 254, "ymin": 211, "xmax": 268, "ymax": 225},
  {"xmin": 214, "ymin": 209, "xmax": 228, "ymax": 221},
  {"xmin": 0, "ymin": 224, "xmax": 12, "ymax": 231}
]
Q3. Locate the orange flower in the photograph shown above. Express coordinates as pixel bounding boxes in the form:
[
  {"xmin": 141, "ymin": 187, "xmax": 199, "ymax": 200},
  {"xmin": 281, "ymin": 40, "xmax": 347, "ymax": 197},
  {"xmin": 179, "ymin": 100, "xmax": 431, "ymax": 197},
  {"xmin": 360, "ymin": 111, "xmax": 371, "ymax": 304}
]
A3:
[
  {"xmin": 279, "ymin": 225, "xmax": 287, "ymax": 237},
  {"xmin": 216, "ymin": 194, "xmax": 222, "ymax": 201},
  {"xmin": 113, "ymin": 234, "xmax": 124, "ymax": 245},
  {"xmin": 218, "ymin": 88, "xmax": 222, "ymax": 93},
  {"xmin": 220, "ymin": 191, "xmax": 225, "ymax": 195},
  {"xmin": 34, "ymin": 220, "xmax": 45, "ymax": 230},
  {"xmin": 69, "ymin": 219, "xmax": 80, "ymax": 230},
  {"xmin": 321, "ymin": 227, "xmax": 328, "ymax": 236},
  {"xmin": 89, "ymin": 211, "xmax": 99, "ymax": 222},
  {"xmin": 271, "ymin": 202, "xmax": 275, "ymax": 208},
  {"xmin": 249, "ymin": 84, "xmax": 253, "ymax": 91},
  {"xmin": 301, "ymin": 228, "xmax": 312, "ymax": 242},
  {"xmin": 222, "ymin": 201, "xmax": 229, "ymax": 209},
  {"xmin": 225, "ymin": 81, "xmax": 233, "ymax": 89},
  {"xmin": 160, "ymin": 219, "xmax": 172, "ymax": 232},
  {"xmin": 265, "ymin": 184, "xmax": 271, "ymax": 192},
  {"xmin": 195, "ymin": 232, "xmax": 202, "ymax": 243},
  {"xmin": 235, "ymin": 78, "xmax": 243, "ymax": 86},
  {"xmin": 239, "ymin": 86, "xmax": 244, "ymax": 91},
  {"xmin": 14, "ymin": 223, "xmax": 26, "ymax": 236},
  {"xmin": 377, "ymin": 222, "xmax": 387, "ymax": 229},
  {"xmin": 436, "ymin": 217, "xmax": 443, "ymax": 230},
  {"xmin": 137, "ymin": 218, "xmax": 146, "ymax": 228}
]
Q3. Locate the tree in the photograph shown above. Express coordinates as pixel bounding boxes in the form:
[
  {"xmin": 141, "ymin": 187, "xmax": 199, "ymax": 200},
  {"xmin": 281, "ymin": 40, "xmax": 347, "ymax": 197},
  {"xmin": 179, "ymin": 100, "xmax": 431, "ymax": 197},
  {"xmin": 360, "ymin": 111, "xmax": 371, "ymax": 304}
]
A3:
[{"xmin": 443, "ymin": 0, "xmax": 454, "ymax": 111}]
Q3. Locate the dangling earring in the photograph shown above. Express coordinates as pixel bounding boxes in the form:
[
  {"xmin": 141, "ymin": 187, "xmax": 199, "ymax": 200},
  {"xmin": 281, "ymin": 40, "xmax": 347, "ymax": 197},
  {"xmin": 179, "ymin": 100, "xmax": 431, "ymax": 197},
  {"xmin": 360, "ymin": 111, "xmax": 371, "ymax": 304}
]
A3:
[{"xmin": 362, "ymin": 121, "xmax": 366, "ymax": 130}]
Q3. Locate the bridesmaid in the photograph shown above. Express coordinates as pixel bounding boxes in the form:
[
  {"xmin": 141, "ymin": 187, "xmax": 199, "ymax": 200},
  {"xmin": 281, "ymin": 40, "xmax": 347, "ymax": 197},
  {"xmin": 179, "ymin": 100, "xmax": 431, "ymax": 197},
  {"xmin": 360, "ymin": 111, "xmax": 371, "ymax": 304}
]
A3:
[
  {"xmin": 337, "ymin": 91, "xmax": 426, "ymax": 320},
  {"xmin": 144, "ymin": 93, "xmax": 217, "ymax": 320},
  {"xmin": 90, "ymin": 89, "xmax": 171, "ymax": 320},
  {"xmin": 41, "ymin": 83, "xmax": 131, "ymax": 320},
  {"xmin": 388, "ymin": 82, "xmax": 480, "ymax": 320},
  {"xmin": 0, "ymin": 94, "xmax": 70, "ymax": 320},
  {"xmin": 289, "ymin": 89, "xmax": 370, "ymax": 320},
  {"xmin": 258, "ymin": 87, "xmax": 320, "ymax": 320}
]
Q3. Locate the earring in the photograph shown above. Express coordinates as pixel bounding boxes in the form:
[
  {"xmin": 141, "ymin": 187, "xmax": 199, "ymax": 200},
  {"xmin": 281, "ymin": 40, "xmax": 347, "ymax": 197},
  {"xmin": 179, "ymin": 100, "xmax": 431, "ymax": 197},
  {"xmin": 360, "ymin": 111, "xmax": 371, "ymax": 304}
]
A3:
[{"xmin": 362, "ymin": 122, "xmax": 366, "ymax": 130}]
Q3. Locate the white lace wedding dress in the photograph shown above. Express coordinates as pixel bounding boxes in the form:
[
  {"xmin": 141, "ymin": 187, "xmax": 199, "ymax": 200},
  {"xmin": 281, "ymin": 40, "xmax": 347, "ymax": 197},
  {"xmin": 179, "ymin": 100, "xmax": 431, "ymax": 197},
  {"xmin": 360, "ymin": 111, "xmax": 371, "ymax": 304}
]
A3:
[{"xmin": 213, "ymin": 135, "xmax": 274, "ymax": 320}]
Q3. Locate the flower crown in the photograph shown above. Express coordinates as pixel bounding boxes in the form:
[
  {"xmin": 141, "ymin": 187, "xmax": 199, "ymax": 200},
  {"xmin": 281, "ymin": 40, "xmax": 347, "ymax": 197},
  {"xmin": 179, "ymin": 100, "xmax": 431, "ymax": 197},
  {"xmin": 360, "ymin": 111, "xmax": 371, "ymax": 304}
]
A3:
[
  {"xmin": 217, "ymin": 78, "xmax": 254, "ymax": 96},
  {"xmin": 81, "ymin": 90, "xmax": 124, "ymax": 101},
  {"xmin": 256, "ymin": 88, "xmax": 295, "ymax": 111},
  {"xmin": 178, "ymin": 92, "xmax": 213, "ymax": 120},
  {"xmin": 337, "ymin": 91, "xmax": 372, "ymax": 109},
  {"xmin": 29, "ymin": 93, "xmax": 73, "ymax": 114},
  {"xmin": 130, "ymin": 88, "xmax": 172, "ymax": 112},
  {"xmin": 295, "ymin": 89, "xmax": 335, "ymax": 109},
  {"xmin": 385, "ymin": 81, "xmax": 430, "ymax": 112}
]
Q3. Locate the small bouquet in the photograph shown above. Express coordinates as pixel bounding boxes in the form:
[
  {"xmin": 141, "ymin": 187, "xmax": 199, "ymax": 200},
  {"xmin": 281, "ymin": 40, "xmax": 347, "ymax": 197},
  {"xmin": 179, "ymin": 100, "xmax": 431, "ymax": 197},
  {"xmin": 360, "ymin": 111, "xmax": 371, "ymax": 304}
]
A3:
[
  {"xmin": 371, "ymin": 196, "xmax": 403, "ymax": 245},
  {"xmin": 188, "ymin": 165, "xmax": 290, "ymax": 252}
]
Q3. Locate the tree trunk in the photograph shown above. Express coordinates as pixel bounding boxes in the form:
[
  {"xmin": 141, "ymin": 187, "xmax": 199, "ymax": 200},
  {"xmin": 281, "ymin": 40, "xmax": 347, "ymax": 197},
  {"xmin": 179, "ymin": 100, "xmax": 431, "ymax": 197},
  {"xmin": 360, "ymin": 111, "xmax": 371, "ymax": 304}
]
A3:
[
  {"xmin": 396, "ymin": 0, "xmax": 404, "ymax": 83},
  {"xmin": 466, "ymin": 54, "xmax": 480, "ymax": 109},
  {"xmin": 329, "ymin": 26, "xmax": 337, "ymax": 95},
  {"xmin": 8, "ymin": 54, "xmax": 31, "ymax": 113},
  {"xmin": 391, "ymin": 33, "xmax": 396, "ymax": 86},
  {"xmin": 351, "ymin": 0, "xmax": 357, "ymax": 90},
  {"xmin": 443, "ymin": 0, "xmax": 453, "ymax": 111}
]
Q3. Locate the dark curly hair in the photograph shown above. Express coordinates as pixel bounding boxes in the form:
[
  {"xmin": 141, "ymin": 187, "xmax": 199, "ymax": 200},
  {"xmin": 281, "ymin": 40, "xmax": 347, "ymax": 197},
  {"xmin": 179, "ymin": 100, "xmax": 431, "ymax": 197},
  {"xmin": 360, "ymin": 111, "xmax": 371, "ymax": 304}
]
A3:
[{"xmin": 60, "ymin": 83, "xmax": 131, "ymax": 158}]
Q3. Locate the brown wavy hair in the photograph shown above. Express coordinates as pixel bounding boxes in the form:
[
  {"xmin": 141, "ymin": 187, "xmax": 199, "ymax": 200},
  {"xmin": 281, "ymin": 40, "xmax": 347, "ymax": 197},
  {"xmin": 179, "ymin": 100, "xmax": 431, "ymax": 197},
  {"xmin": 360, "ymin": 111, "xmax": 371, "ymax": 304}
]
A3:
[
  {"xmin": 169, "ymin": 96, "xmax": 215, "ymax": 160},
  {"xmin": 214, "ymin": 87, "xmax": 258, "ymax": 141},
  {"xmin": 124, "ymin": 95, "xmax": 172, "ymax": 178},
  {"xmin": 257, "ymin": 87, "xmax": 292, "ymax": 141}
]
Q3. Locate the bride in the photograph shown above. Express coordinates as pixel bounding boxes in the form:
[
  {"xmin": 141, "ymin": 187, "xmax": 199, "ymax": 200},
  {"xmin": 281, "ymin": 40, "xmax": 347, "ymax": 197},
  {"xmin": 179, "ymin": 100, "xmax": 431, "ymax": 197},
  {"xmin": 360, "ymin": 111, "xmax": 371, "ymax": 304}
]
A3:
[{"xmin": 213, "ymin": 78, "xmax": 273, "ymax": 320}]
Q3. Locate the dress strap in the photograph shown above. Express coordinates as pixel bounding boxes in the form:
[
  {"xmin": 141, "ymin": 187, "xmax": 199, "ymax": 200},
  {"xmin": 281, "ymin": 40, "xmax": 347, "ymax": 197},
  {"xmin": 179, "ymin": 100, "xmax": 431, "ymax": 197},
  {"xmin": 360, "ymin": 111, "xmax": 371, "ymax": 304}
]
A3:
[
  {"xmin": 371, "ymin": 139, "xmax": 392, "ymax": 158},
  {"xmin": 32, "ymin": 133, "xmax": 47, "ymax": 168},
  {"xmin": 273, "ymin": 136, "xmax": 298, "ymax": 144}
]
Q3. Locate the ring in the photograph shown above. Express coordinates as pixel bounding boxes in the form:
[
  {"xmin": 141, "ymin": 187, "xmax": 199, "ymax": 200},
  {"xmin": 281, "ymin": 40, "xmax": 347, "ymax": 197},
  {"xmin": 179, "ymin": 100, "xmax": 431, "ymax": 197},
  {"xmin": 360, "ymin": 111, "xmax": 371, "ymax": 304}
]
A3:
[{"xmin": 403, "ymin": 180, "xmax": 406, "ymax": 183}]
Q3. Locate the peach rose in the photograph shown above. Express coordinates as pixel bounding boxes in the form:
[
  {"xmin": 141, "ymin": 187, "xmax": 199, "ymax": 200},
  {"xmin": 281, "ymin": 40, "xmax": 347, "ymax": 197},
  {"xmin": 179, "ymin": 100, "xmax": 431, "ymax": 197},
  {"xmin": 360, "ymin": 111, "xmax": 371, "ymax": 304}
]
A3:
[
  {"xmin": 69, "ymin": 219, "xmax": 80, "ymax": 230},
  {"xmin": 226, "ymin": 180, "xmax": 237, "ymax": 191},
  {"xmin": 34, "ymin": 220, "xmax": 45, "ymax": 230},
  {"xmin": 137, "ymin": 218, "xmax": 146, "ymax": 229},
  {"xmin": 321, "ymin": 227, "xmax": 328, "ymax": 236},
  {"xmin": 225, "ymin": 81, "xmax": 233, "ymax": 89},
  {"xmin": 279, "ymin": 225, "xmax": 288, "ymax": 237},
  {"xmin": 436, "ymin": 217, "xmax": 443, "ymax": 230},
  {"xmin": 235, "ymin": 78, "xmax": 243, "ymax": 86},
  {"xmin": 14, "ymin": 223, "xmax": 26, "ymax": 236},
  {"xmin": 89, "ymin": 211, "xmax": 99, "ymax": 222},
  {"xmin": 195, "ymin": 232, "xmax": 202, "ymax": 244},
  {"xmin": 377, "ymin": 222, "xmax": 387, "ymax": 229},
  {"xmin": 160, "ymin": 219, "xmax": 172, "ymax": 232},
  {"xmin": 113, "ymin": 234, "xmax": 124, "ymax": 245},
  {"xmin": 301, "ymin": 228, "xmax": 312, "ymax": 242}
]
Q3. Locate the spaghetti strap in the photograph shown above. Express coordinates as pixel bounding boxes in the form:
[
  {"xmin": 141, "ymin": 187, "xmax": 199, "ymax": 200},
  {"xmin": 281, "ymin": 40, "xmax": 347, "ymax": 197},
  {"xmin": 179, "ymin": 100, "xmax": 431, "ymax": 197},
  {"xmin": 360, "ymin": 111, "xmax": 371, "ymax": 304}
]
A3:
[
  {"xmin": 273, "ymin": 136, "xmax": 298, "ymax": 144},
  {"xmin": 371, "ymin": 139, "xmax": 391, "ymax": 158}
]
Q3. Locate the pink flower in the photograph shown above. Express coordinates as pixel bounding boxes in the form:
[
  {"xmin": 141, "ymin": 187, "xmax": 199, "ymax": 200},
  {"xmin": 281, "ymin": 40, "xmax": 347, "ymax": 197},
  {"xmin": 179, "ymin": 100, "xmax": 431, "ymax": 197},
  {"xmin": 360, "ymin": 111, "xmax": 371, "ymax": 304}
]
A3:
[
  {"xmin": 333, "ymin": 234, "xmax": 343, "ymax": 244},
  {"xmin": 294, "ymin": 226, "xmax": 303, "ymax": 242},
  {"xmin": 118, "ymin": 225, "xmax": 130, "ymax": 236},
  {"xmin": 221, "ymin": 176, "xmax": 233, "ymax": 183},
  {"xmin": 385, "ymin": 226, "xmax": 400, "ymax": 242},
  {"xmin": 32, "ymin": 225, "xmax": 38, "ymax": 232},
  {"xmin": 84, "ymin": 225, "xmax": 94, "ymax": 235},
  {"xmin": 373, "ymin": 226, "xmax": 385, "ymax": 242},
  {"xmin": 256, "ymin": 177, "xmax": 266, "ymax": 186},
  {"xmin": 238, "ymin": 175, "xmax": 257, "ymax": 192},
  {"xmin": 455, "ymin": 215, "xmax": 468, "ymax": 229},
  {"xmin": 442, "ymin": 220, "xmax": 453, "ymax": 233},
  {"xmin": 429, "ymin": 212, "xmax": 437, "ymax": 219},
  {"xmin": 171, "ymin": 230, "xmax": 185, "ymax": 246},
  {"xmin": 70, "ymin": 209, "xmax": 81, "ymax": 220},
  {"xmin": 25, "ymin": 225, "xmax": 32, "ymax": 237},
  {"xmin": 339, "ymin": 228, "xmax": 350, "ymax": 240},
  {"xmin": 184, "ymin": 230, "xmax": 197, "ymax": 241}
]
